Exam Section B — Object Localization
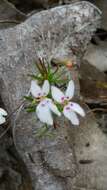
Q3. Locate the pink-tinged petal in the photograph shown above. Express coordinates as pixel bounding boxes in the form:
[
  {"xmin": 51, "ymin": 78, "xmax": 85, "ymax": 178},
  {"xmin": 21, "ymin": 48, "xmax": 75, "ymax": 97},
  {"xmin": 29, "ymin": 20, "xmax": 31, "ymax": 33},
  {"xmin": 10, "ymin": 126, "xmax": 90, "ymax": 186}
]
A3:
[
  {"xmin": 63, "ymin": 106, "xmax": 79, "ymax": 125},
  {"xmin": 0, "ymin": 108, "xmax": 7, "ymax": 116},
  {"xmin": 36, "ymin": 101, "xmax": 53, "ymax": 125},
  {"xmin": 70, "ymin": 102, "xmax": 85, "ymax": 117},
  {"xmin": 65, "ymin": 80, "xmax": 75, "ymax": 99},
  {"xmin": 0, "ymin": 115, "xmax": 6, "ymax": 125},
  {"xmin": 42, "ymin": 80, "xmax": 50, "ymax": 96},
  {"xmin": 48, "ymin": 99, "xmax": 61, "ymax": 116},
  {"xmin": 30, "ymin": 80, "xmax": 42, "ymax": 98},
  {"xmin": 51, "ymin": 86, "xmax": 65, "ymax": 103}
]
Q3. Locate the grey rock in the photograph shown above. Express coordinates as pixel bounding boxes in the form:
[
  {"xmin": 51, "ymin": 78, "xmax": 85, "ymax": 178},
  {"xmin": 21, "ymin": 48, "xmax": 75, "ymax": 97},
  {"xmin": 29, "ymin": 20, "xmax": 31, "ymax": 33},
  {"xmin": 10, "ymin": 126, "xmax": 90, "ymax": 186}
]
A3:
[
  {"xmin": 43, "ymin": 141, "xmax": 75, "ymax": 177},
  {"xmin": 0, "ymin": 2, "xmax": 101, "ymax": 190},
  {"xmin": 69, "ymin": 111, "xmax": 107, "ymax": 190},
  {"xmin": 0, "ymin": 0, "xmax": 26, "ymax": 29},
  {"xmin": 88, "ymin": 0, "xmax": 107, "ymax": 30},
  {"xmin": 0, "ymin": 1, "xmax": 101, "ymax": 112},
  {"xmin": 0, "ymin": 125, "xmax": 32, "ymax": 190},
  {"xmin": 83, "ymin": 41, "xmax": 107, "ymax": 71}
]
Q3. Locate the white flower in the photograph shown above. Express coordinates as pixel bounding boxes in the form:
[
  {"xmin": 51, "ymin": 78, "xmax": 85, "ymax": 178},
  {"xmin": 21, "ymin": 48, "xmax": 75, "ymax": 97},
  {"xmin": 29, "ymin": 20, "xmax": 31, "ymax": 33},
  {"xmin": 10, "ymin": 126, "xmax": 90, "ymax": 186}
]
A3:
[
  {"xmin": 51, "ymin": 80, "xmax": 85, "ymax": 125},
  {"xmin": 30, "ymin": 80, "xmax": 61, "ymax": 125},
  {"xmin": 0, "ymin": 108, "xmax": 7, "ymax": 125}
]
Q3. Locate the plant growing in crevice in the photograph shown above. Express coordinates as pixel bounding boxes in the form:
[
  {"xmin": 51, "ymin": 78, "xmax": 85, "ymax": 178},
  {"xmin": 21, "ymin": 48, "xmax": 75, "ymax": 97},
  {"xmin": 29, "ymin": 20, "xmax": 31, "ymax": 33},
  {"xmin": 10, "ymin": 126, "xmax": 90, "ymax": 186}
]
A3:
[
  {"xmin": 24, "ymin": 58, "xmax": 85, "ymax": 137},
  {"xmin": 28, "ymin": 58, "xmax": 68, "ymax": 85}
]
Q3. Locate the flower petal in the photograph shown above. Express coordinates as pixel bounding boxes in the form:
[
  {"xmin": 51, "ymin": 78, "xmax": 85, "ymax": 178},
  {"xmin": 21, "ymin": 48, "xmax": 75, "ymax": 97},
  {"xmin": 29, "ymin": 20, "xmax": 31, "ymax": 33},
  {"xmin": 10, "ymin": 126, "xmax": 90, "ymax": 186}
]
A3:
[
  {"xmin": 48, "ymin": 100, "xmax": 61, "ymax": 116},
  {"xmin": 42, "ymin": 80, "xmax": 50, "ymax": 96},
  {"xmin": 30, "ymin": 80, "xmax": 42, "ymax": 98},
  {"xmin": 0, "ymin": 115, "xmax": 6, "ymax": 125},
  {"xmin": 63, "ymin": 106, "xmax": 79, "ymax": 125},
  {"xmin": 51, "ymin": 86, "xmax": 65, "ymax": 103},
  {"xmin": 36, "ymin": 100, "xmax": 53, "ymax": 125},
  {"xmin": 65, "ymin": 80, "xmax": 75, "ymax": 99},
  {"xmin": 0, "ymin": 108, "xmax": 7, "ymax": 116},
  {"xmin": 70, "ymin": 102, "xmax": 85, "ymax": 117}
]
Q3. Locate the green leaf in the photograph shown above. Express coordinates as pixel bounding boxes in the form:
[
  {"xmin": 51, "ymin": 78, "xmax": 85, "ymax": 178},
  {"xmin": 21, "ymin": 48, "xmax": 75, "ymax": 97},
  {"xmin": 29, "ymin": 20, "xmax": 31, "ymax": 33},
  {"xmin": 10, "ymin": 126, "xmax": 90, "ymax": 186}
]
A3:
[
  {"xmin": 24, "ymin": 96, "xmax": 33, "ymax": 102},
  {"xmin": 55, "ymin": 103, "xmax": 63, "ymax": 112},
  {"xmin": 35, "ymin": 126, "xmax": 56, "ymax": 138},
  {"xmin": 26, "ymin": 106, "xmax": 36, "ymax": 112},
  {"xmin": 31, "ymin": 99, "xmax": 37, "ymax": 105},
  {"xmin": 35, "ymin": 125, "xmax": 49, "ymax": 138}
]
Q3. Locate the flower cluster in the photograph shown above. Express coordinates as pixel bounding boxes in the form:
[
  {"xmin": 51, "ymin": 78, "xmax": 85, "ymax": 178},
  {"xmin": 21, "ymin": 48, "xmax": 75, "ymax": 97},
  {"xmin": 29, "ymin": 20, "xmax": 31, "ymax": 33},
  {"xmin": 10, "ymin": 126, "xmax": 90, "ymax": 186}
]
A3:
[
  {"xmin": 30, "ymin": 80, "xmax": 61, "ymax": 125},
  {"xmin": 30, "ymin": 79, "xmax": 85, "ymax": 126},
  {"xmin": 0, "ymin": 108, "xmax": 7, "ymax": 125}
]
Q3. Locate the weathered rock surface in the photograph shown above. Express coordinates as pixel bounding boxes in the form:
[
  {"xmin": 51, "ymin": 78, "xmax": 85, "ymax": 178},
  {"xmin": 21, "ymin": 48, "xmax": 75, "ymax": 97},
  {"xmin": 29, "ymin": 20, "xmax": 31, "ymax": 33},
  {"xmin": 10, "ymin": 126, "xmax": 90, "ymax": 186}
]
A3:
[
  {"xmin": 0, "ymin": 2, "xmax": 102, "ymax": 190},
  {"xmin": 79, "ymin": 60, "xmax": 107, "ymax": 103},
  {"xmin": 0, "ymin": 0, "xmax": 26, "ymax": 29},
  {"xmin": 0, "ymin": 134, "xmax": 32, "ymax": 190},
  {"xmin": 0, "ymin": 1, "xmax": 101, "ymax": 112},
  {"xmin": 69, "ymin": 110, "xmax": 107, "ymax": 190},
  {"xmin": 88, "ymin": 0, "xmax": 107, "ymax": 30},
  {"xmin": 0, "ymin": 97, "xmax": 32, "ymax": 190},
  {"xmin": 83, "ymin": 41, "xmax": 107, "ymax": 72}
]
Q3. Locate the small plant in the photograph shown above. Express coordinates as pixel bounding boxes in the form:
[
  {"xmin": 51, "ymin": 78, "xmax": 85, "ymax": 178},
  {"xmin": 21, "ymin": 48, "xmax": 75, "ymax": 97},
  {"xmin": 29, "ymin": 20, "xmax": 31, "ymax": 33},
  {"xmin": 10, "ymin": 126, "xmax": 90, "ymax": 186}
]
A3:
[
  {"xmin": 28, "ymin": 58, "xmax": 67, "ymax": 85},
  {"xmin": 24, "ymin": 58, "xmax": 85, "ymax": 137}
]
